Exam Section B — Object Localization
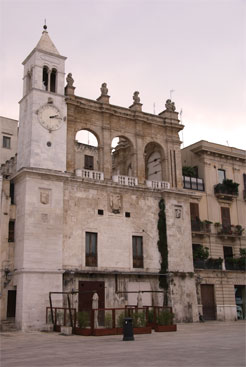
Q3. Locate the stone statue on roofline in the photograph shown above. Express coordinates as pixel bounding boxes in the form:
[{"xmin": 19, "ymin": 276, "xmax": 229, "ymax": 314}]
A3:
[
  {"xmin": 133, "ymin": 91, "xmax": 140, "ymax": 104},
  {"xmin": 66, "ymin": 73, "xmax": 74, "ymax": 87},
  {"xmin": 100, "ymin": 82, "xmax": 108, "ymax": 96},
  {"xmin": 165, "ymin": 99, "xmax": 176, "ymax": 112}
]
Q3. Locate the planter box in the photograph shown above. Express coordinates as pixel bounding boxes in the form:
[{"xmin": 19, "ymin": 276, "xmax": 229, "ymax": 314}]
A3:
[
  {"xmin": 147, "ymin": 322, "xmax": 155, "ymax": 329},
  {"xmin": 74, "ymin": 327, "xmax": 92, "ymax": 336},
  {"xmin": 155, "ymin": 324, "xmax": 177, "ymax": 332},
  {"xmin": 133, "ymin": 326, "xmax": 152, "ymax": 334},
  {"xmin": 93, "ymin": 328, "xmax": 116, "ymax": 336}
]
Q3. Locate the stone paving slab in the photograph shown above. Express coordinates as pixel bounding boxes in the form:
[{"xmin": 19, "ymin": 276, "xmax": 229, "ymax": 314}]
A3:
[{"xmin": 0, "ymin": 321, "xmax": 245, "ymax": 367}]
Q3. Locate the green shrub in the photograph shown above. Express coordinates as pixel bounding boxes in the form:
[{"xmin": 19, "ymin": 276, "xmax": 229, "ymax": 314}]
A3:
[
  {"xmin": 77, "ymin": 311, "xmax": 89, "ymax": 328},
  {"xmin": 147, "ymin": 309, "xmax": 154, "ymax": 323},
  {"xmin": 133, "ymin": 312, "xmax": 146, "ymax": 328},
  {"xmin": 104, "ymin": 313, "xmax": 112, "ymax": 328},
  {"xmin": 182, "ymin": 166, "xmax": 197, "ymax": 177},
  {"xmin": 117, "ymin": 312, "xmax": 125, "ymax": 328},
  {"xmin": 157, "ymin": 310, "xmax": 174, "ymax": 326}
]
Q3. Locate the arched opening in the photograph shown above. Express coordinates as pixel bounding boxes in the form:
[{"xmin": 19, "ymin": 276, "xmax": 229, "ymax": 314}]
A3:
[
  {"xmin": 111, "ymin": 136, "xmax": 134, "ymax": 176},
  {"xmin": 75, "ymin": 130, "xmax": 99, "ymax": 171},
  {"xmin": 50, "ymin": 68, "xmax": 57, "ymax": 93},
  {"xmin": 42, "ymin": 66, "xmax": 49, "ymax": 91},
  {"xmin": 144, "ymin": 142, "xmax": 164, "ymax": 181}
]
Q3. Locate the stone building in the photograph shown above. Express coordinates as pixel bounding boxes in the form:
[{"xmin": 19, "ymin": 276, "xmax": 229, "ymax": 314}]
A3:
[
  {"xmin": 182, "ymin": 141, "xmax": 246, "ymax": 320},
  {"xmin": 0, "ymin": 116, "xmax": 18, "ymax": 166},
  {"xmin": 0, "ymin": 27, "xmax": 245, "ymax": 330}
]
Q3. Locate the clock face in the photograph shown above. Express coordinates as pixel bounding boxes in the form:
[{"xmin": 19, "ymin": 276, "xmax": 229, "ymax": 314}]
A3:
[{"xmin": 38, "ymin": 104, "xmax": 63, "ymax": 131}]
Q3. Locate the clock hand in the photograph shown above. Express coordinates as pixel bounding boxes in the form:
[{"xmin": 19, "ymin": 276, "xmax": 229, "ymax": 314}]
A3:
[{"xmin": 49, "ymin": 115, "xmax": 58, "ymax": 118}]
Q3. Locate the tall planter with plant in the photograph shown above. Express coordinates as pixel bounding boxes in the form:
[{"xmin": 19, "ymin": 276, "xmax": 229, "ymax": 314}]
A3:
[{"xmin": 155, "ymin": 309, "xmax": 177, "ymax": 332}]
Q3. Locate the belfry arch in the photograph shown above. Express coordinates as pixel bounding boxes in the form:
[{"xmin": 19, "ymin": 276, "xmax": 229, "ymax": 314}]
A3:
[{"xmin": 144, "ymin": 142, "xmax": 166, "ymax": 182}]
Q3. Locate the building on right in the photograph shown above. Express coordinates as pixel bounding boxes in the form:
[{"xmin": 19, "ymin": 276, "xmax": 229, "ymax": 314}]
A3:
[{"xmin": 181, "ymin": 140, "xmax": 246, "ymax": 321}]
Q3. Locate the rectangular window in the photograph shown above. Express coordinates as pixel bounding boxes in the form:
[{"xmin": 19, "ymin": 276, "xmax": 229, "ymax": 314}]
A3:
[
  {"xmin": 243, "ymin": 174, "xmax": 246, "ymax": 190},
  {"xmin": 8, "ymin": 221, "xmax": 15, "ymax": 242},
  {"xmin": 218, "ymin": 169, "xmax": 226, "ymax": 184},
  {"xmin": 3, "ymin": 136, "xmax": 11, "ymax": 149},
  {"xmin": 84, "ymin": 155, "xmax": 94, "ymax": 170},
  {"xmin": 86, "ymin": 232, "xmax": 97, "ymax": 266},
  {"xmin": 223, "ymin": 246, "xmax": 233, "ymax": 259},
  {"xmin": 224, "ymin": 246, "xmax": 233, "ymax": 270},
  {"xmin": 132, "ymin": 236, "xmax": 143, "ymax": 268}
]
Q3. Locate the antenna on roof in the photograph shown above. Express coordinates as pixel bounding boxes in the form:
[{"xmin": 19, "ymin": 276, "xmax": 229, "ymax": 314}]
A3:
[
  {"xmin": 43, "ymin": 19, "xmax": 47, "ymax": 31},
  {"xmin": 170, "ymin": 89, "xmax": 175, "ymax": 100},
  {"xmin": 153, "ymin": 103, "xmax": 156, "ymax": 114}
]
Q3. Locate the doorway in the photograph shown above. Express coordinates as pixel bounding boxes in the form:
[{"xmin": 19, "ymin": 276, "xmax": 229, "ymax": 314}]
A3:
[
  {"xmin": 201, "ymin": 284, "xmax": 216, "ymax": 320},
  {"xmin": 7, "ymin": 290, "xmax": 16, "ymax": 318},
  {"xmin": 235, "ymin": 285, "xmax": 246, "ymax": 320}
]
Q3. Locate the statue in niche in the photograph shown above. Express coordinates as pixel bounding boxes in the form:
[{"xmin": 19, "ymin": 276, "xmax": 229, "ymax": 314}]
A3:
[
  {"xmin": 165, "ymin": 99, "xmax": 176, "ymax": 112},
  {"xmin": 100, "ymin": 82, "xmax": 108, "ymax": 96},
  {"xmin": 133, "ymin": 91, "xmax": 140, "ymax": 104},
  {"xmin": 66, "ymin": 73, "xmax": 74, "ymax": 87},
  {"xmin": 110, "ymin": 194, "xmax": 122, "ymax": 214}
]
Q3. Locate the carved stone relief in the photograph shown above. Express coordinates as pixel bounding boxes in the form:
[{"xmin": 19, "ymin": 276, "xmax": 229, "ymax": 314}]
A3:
[
  {"xmin": 109, "ymin": 193, "xmax": 122, "ymax": 214},
  {"xmin": 174, "ymin": 205, "xmax": 183, "ymax": 219},
  {"xmin": 39, "ymin": 188, "xmax": 51, "ymax": 206}
]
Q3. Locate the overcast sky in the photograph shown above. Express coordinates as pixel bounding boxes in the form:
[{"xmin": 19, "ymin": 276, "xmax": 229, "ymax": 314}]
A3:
[{"xmin": 0, "ymin": 0, "xmax": 245, "ymax": 150}]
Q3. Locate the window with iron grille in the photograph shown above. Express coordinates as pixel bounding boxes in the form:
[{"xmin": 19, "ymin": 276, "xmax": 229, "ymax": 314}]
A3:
[
  {"xmin": 84, "ymin": 155, "xmax": 94, "ymax": 170},
  {"xmin": 86, "ymin": 232, "xmax": 97, "ymax": 266},
  {"xmin": 132, "ymin": 236, "xmax": 143, "ymax": 268}
]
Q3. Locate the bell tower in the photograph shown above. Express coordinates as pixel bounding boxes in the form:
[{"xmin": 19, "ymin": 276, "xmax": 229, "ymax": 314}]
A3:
[{"xmin": 17, "ymin": 25, "xmax": 67, "ymax": 171}]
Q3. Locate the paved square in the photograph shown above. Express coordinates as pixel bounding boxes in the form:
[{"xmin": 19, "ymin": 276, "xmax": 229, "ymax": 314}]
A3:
[{"xmin": 1, "ymin": 321, "xmax": 245, "ymax": 367}]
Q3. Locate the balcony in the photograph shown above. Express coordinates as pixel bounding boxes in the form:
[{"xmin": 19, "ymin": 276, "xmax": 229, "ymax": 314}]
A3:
[
  {"xmin": 183, "ymin": 176, "xmax": 204, "ymax": 191},
  {"xmin": 193, "ymin": 258, "xmax": 223, "ymax": 270},
  {"xmin": 225, "ymin": 258, "xmax": 246, "ymax": 271},
  {"xmin": 146, "ymin": 180, "xmax": 170, "ymax": 190},
  {"xmin": 216, "ymin": 225, "xmax": 244, "ymax": 237},
  {"xmin": 191, "ymin": 220, "xmax": 211, "ymax": 235},
  {"xmin": 75, "ymin": 169, "xmax": 104, "ymax": 181},
  {"xmin": 214, "ymin": 179, "xmax": 239, "ymax": 201},
  {"xmin": 112, "ymin": 175, "xmax": 138, "ymax": 187}
]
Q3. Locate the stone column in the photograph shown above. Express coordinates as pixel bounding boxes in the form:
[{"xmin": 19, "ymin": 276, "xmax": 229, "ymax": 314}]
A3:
[{"xmin": 102, "ymin": 126, "xmax": 112, "ymax": 180}]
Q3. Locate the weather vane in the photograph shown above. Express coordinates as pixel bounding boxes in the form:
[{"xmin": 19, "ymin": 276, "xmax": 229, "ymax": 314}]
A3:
[{"xmin": 43, "ymin": 19, "xmax": 47, "ymax": 31}]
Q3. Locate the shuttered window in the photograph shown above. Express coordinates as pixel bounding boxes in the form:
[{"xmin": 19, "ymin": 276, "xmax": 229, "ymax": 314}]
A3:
[
  {"xmin": 190, "ymin": 203, "xmax": 199, "ymax": 221},
  {"xmin": 132, "ymin": 236, "xmax": 143, "ymax": 268},
  {"xmin": 86, "ymin": 232, "xmax": 97, "ymax": 266},
  {"xmin": 221, "ymin": 207, "xmax": 231, "ymax": 228}
]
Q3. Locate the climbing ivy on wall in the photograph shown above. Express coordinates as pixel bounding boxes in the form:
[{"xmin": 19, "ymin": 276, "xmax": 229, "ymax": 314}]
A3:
[{"xmin": 157, "ymin": 199, "xmax": 169, "ymax": 297}]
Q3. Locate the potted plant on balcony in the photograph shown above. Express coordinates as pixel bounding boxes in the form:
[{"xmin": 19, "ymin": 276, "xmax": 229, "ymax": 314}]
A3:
[
  {"xmin": 234, "ymin": 225, "xmax": 244, "ymax": 236},
  {"xmin": 202, "ymin": 220, "xmax": 213, "ymax": 232},
  {"xmin": 155, "ymin": 309, "xmax": 176, "ymax": 332},
  {"xmin": 214, "ymin": 179, "xmax": 239, "ymax": 196}
]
